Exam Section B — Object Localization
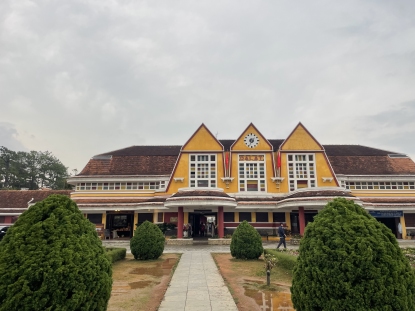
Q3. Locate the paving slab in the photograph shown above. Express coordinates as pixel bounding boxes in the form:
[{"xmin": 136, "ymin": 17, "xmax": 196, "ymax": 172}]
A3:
[{"xmin": 158, "ymin": 252, "xmax": 238, "ymax": 311}]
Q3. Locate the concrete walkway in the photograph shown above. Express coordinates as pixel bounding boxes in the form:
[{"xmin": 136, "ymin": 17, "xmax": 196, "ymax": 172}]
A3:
[{"xmin": 158, "ymin": 252, "xmax": 238, "ymax": 311}]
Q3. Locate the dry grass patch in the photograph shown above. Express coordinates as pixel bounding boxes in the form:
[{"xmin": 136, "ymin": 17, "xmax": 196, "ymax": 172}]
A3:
[
  {"xmin": 108, "ymin": 253, "xmax": 180, "ymax": 311},
  {"xmin": 212, "ymin": 253, "xmax": 294, "ymax": 311}
]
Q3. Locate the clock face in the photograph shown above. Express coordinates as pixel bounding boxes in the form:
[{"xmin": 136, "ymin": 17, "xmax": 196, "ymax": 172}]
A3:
[{"xmin": 244, "ymin": 133, "xmax": 259, "ymax": 148}]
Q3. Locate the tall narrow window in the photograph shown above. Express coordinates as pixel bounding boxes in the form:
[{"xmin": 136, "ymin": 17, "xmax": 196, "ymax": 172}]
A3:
[
  {"xmin": 287, "ymin": 154, "xmax": 316, "ymax": 191},
  {"xmin": 189, "ymin": 154, "xmax": 217, "ymax": 188},
  {"xmin": 238, "ymin": 154, "xmax": 266, "ymax": 192}
]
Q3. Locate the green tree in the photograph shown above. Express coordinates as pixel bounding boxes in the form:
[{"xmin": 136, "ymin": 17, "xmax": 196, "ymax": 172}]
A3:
[
  {"xmin": 130, "ymin": 220, "xmax": 165, "ymax": 260},
  {"xmin": 0, "ymin": 147, "xmax": 70, "ymax": 190},
  {"xmin": 0, "ymin": 195, "xmax": 112, "ymax": 311},
  {"xmin": 230, "ymin": 220, "xmax": 264, "ymax": 259},
  {"xmin": 291, "ymin": 197, "xmax": 415, "ymax": 311},
  {"xmin": 0, "ymin": 146, "xmax": 18, "ymax": 189}
]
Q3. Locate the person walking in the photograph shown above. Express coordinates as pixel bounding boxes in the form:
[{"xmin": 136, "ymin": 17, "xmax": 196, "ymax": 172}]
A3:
[{"xmin": 276, "ymin": 223, "xmax": 287, "ymax": 249}]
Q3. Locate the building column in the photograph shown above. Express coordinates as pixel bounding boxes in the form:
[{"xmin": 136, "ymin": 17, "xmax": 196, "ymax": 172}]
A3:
[
  {"xmin": 400, "ymin": 216, "xmax": 406, "ymax": 239},
  {"xmin": 134, "ymin": 213, "xmax": 138, "ymax": 230},
  {"xmin": 218, "ymin": 206, "xmax": 224, "ymax": 238},
  {"xmin": 299, "ymin": 206, "xmax": 305, "ymax": 236},
  {"xmin": 178, "ymin": 207, "xmax": 184, "ymax": 239},
  {"xmin": 153, "ymin": 211, "xmax": 158, "ymax": 223},
  {"xmin": 285, "ymin": 212, "xmax": 291, "ymax": 230},
  {"xmin": 102, "ymin": 213, "xmax": 106, "ymax": 228}
]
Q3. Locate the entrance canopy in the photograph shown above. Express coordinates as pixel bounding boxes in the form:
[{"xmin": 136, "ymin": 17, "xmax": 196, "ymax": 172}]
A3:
[{"xmin": 164, "ymin": 188, "xmax": 237, "ymax": 209}]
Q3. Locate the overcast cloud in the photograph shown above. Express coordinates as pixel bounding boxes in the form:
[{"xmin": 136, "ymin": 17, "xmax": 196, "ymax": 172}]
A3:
[{"xmin": 1, "ymin": 0, "xmax": 415, "ymax": 172}]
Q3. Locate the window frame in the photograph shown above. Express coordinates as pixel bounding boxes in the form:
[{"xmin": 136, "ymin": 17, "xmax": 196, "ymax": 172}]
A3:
[
  {"xmin": 256, "ymin": 212, "xmax": 269, "ymax": 222},
  {"xmin": 76, "ymin": 181, "xmax": 167, "ymax": 191},
  {"xmin": 238, "ymin": 154, "xmax": 267, "ymax": 192},
  {"xmin": 189, "ymin": 154, "xmax": 217, "ymax": 188},
  {"xmin": 342, "ymin": 180, "xmax": 415, "ymax": 190},
  {"xmin": 287, "ymin": 153, "xmax": 317, "ymax": 191}
]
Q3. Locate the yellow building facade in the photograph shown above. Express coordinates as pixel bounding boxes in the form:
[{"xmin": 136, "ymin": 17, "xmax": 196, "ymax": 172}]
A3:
[{"xmin": 67, "ymin": 123, "xmax": 415, "ymax": 240}]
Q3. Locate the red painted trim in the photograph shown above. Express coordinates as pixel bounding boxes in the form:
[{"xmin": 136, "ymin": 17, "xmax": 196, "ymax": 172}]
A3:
[
  {"xmin": 277, "ymin": 151, "xmax": 281, "ymax": 168},
  {"xmin": 165, "ymin": 153, "xmax": 183, "ymax": 191},
  {"xmin": 164, "ymin": 212, "xmax": 178, "ymax": 224},
  {"xmin": 218, "ymin": 206, "xmax": 224, "ymax": 238},
  {"xmin": 180, "ymin": 151, "xmax": 221, "ymax": 153},
  {"xmin": 230, "ymin": 123, "xmax": 273, "ymax": 150},
  {"xmin": 182, "ymin": 124, "xmax": 224, "ymax": 151},
  {"xmin": 229, "ymin": 151, "xmax": 232, "ymax": 178},
  {"xmin": 167, "ymin": 124, "xmax": 224, "ymax": 191},
  {"xmin": 279, "ymin": 150, "xmax": 325, "ymax": 153},
  {"xmin": 322, "ymin": 151, "xmax": 340, "ymax": 187},
  {"xmin": 224, "ymin": 222, "xmax": 284, "ymax": 228},
  {"xmin": 225, "ymin": 152, "xmax": 229, "ymax": 177},
  {"xmin": 272, "ymin": 151, "xmax": 277, "ymax": 177},
  {"xmin": 280, "ymin": 122, "xmax": 324, "ymax": 151},
  {"xmin": 231, "ymin": 150, "xmax": 273, "ymax": 153}
]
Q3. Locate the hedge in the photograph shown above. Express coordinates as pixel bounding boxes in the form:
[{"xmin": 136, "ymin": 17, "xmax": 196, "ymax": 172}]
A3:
[
  {"xmin": 230, "ymin": 220, "xmax": 263, "ymax": 259},
  {"xmin": 265, "ymin": 249, "xmax": 297, "ymax": 271},
  {"xmin": 291, "ymin": 197, "xmax": 415, "ymax": 311},
  {"xmin": 106, "ymin": 248, "xmax": 127, "ymax": 263},
  {"xmin": 0, "ymin": 194, "xmax": 112, "ymax": 311}
]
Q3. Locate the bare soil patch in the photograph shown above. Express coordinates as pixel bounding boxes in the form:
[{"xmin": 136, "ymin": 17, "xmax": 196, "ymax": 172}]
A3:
[
  {"xmin": 212, "ymin": 253, "xmax": 293, "ymax": 311},
  {"xmin": 107, "ymin": 253, "xmax": 180, "ymax": 311}
]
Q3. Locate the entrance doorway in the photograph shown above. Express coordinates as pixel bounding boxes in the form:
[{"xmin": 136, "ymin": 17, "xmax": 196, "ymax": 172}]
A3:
[
  {"xmin": 290, "ymin": 212, "xmax": 318, "ymax": 234},
  {"xmin": 375, "ymin": 217, "xmax": 400, "ymax": 238},
  {"xmin": 189, "ymin": 212, "xmax": 217, "ymax": 238},
  {"xmin": 106, "ymin": 212, "xmax": 134, "ymax": 238}
]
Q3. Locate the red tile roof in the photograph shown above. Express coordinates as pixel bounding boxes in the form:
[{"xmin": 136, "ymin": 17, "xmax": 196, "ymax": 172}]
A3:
[
  {"xmin": 77, "ymin": 144, "xmax": 415, "ymax": 176},
  {"xmin": 171, "ymin": 190, "xmax": 231, "ymax": 198},
  {"xmin": 328, "ymin": 156, "xmax": 415, "ymax": 175},
  {"xmin": 79, "ymin": 155, "xmax": 178, "ymax": 176},
  {"xmin": 0, "ymin": 190, "xmax": 72, "ymax": 210},
  {"xmin": 286, "ymin": 189, "xmax": 354, "ymax": 199},
  {"xmin": 98, "ymin": 146, "xmax": 182, "ymax": 157},
  {"xmin": 361, "ymin": 197, "xmax": 415, "ymax": 204}
]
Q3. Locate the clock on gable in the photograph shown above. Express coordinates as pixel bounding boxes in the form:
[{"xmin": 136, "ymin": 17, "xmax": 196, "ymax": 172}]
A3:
[{"xmin": 244, "ymin": 133, "xmax": 259, "ymax": 148}]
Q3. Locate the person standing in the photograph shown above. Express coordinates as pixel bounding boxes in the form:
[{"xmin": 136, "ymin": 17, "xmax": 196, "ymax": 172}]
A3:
[
  {"xmin": 188, "ymin": 223, "xmax": 193, "ymax": 237},
  {"xmin": 277, "ymin": 223, "xmax": 287, "ymax": 249}
]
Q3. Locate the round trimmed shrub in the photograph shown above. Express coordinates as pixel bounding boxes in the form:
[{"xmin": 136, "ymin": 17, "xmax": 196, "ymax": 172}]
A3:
[
  {"xmin": 291, "ymin": 197, "xmax": 415, "ymax": 311},
  {"xmin": 0, "ymin": 194, "xmax": 112, "ymax": 311},
  {"xmin": 230, "ymin": 220, "xmax": 263, "ymax": 259},
  {"xmin": 130, "ymin": 220, "xmax": 165, "ymax": 260}
]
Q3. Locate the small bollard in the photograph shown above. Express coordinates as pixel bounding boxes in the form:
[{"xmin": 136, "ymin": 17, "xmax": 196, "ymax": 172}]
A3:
[{"xmin": 267, "ymin": 269, "xmax": 270, "ymax": 286}]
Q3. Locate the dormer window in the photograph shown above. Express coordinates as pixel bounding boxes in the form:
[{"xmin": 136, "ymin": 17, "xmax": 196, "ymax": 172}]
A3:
[
  {"xmin": 288, "ymin": 154, "xmax": 316, "ymax": 191},
  {"xmin": 238, "ymin": 154, "xmax": 266, "ymax": 192},
  {"xmin": 189, "ymin": 154, "xmax": 217, "ymax": 188}
]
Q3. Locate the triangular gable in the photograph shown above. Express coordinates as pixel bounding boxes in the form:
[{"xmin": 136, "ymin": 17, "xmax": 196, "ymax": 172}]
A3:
[
  {"xmin": 231, "ymin": 123, "xmax": 273, "ymax": 151},
  {"xmin": 182, "ymin": 124, "xmax": 223, "ymax": 151},
  {"xmin": 280, "ymin": 122, "xmax": 323, "ymax": 151}
]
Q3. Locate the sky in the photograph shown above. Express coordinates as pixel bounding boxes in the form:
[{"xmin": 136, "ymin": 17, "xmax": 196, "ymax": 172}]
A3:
[{"xmin": 1, "ymin": 0, "xmax": 415, "ymax": 174}]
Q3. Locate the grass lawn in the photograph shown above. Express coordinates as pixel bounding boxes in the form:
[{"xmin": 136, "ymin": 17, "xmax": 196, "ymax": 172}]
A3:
[{"xmin": 107, "ymin": 253, "xmax": 180, "ymax": 311}]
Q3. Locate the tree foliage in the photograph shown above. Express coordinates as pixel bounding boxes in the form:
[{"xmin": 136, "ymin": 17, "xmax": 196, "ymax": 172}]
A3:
[
  {"xmin": 0, "ymin": 195, "xmax": 112, "ymax": 311},
  {"xmin": 230, "ymin": 220, "xmax": 264, "ymax": 259},
  {"xmin": 130, "ymin": 220, "xmax": 165, "ymax": 260},
  {"xmin": 291, "ymin": 197, "xmax": 415, "ymax": 311},
  {"xmin": 0, "ymin": 146, "xmax": 69, "ymax": 190}
]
